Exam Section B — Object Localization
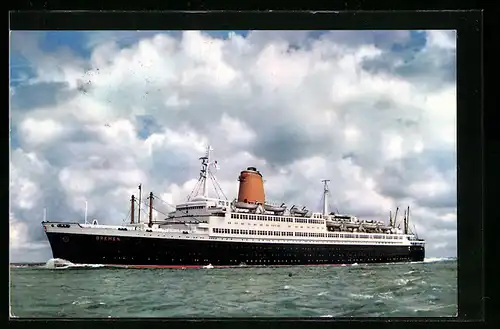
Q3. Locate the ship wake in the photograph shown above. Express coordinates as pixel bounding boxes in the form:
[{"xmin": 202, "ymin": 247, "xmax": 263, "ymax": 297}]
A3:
[{"xmin": 44, "ymin": 258, "xmax": 105, "ymax": 269}]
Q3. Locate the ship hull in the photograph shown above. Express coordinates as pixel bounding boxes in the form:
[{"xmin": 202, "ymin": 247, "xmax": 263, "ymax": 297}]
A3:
[{"xmin": 45, "ymin": 232, "xmax": 425, "ymax": 266}]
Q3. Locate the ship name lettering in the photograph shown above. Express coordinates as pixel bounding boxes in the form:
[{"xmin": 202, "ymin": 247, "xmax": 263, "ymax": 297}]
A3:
[{"xmin": 96, "ymin": 236, "xmax": 119, "ymax": 242}]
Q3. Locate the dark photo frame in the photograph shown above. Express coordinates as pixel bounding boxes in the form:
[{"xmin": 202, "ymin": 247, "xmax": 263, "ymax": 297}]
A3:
[{"xmin": 7, "ymin": 7, "xmax": 485, "ymax": 329}]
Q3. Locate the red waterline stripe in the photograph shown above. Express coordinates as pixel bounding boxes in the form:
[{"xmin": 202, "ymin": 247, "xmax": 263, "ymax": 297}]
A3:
[{"xmin": 106, "ymin": 263, "xmax": 349, "ymax": 269}]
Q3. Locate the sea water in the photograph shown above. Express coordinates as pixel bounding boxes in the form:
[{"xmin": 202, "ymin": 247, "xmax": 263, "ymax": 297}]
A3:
[{"xmin": 10, "ymin": 258, "xmax": 457, "ymax": 318}]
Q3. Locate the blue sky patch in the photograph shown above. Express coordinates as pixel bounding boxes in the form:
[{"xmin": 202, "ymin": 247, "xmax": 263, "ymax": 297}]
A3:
[{"xmin": 136, "ymin": 115, "xmax": 163, "ymax": 140}]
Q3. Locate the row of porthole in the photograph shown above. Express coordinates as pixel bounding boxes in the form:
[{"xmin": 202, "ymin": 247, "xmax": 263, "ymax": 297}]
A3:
[{"xmin": 207, "ymin": 236, "xmax": 403, "ymax": 245}]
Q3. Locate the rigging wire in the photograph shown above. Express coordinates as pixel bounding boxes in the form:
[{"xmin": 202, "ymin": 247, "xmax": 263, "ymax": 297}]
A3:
[
  {"xmin": 208, "ymin": 173, "xmax": 221, "ymax": 199},
  {"xmin": 209, "ymin": 170, "xmax": 227, "ymax": 200},
  {"xmin": 187, "ymin": 177, "xmax": 202, "ymax": 201},
  {"xmin": 412, "ymin": 223, "xmax": 419, "ymax": 238},
  {"xmin": 121, "ymin": 207, "xmax": 132, "ymax": 225},
  {"xmin": 152, "ymin": 194, "xmax": 176, "ymax": 210},
  {"xmin": 136, "ymin": 199, "xmax": 170, "ymax": 217}
]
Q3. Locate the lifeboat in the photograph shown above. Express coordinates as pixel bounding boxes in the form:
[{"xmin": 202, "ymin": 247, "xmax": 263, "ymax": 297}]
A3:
[
  {"xmin": 325, "ymin": 220, "xmax": 341, "ymax": 228},
  {"xmin": 234, "ymin": 201, "xmax": 258, "ymax": 210},
  {"xmin": 290, "ymin": 205, "xmax": 308, "ymax": 216},
  {"xmin": 345, "ymin": 222, "xmax": 360, "ymax": 229},
  {"xmin": 362, "ymin": 222, "xmax": 377, "ymax": 229},
  {"xmin": 264, "ymin": 203, "xmax": 287, "ymax": 213}
]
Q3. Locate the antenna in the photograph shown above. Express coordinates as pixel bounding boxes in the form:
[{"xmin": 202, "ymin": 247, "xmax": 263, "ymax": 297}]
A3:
[
  {"xmin": 321, "ymin": 179, "xmax": 330, "ymax": 216},
  {"xmin": 84, "ymin": 201, "xmax": 88, "ymax": 224},
  {"xmin": 43, "ymin": 208, "xmax": 46, "ymax": 222}
]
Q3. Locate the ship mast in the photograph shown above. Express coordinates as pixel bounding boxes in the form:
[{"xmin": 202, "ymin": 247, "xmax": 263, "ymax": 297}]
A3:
[
  {"xmin": 148, "ymin": 192, "xmax": 153, "ymax": 228},
  {"xmin": 201, "ymin": 145, "xmax": 212, "ymax": 198},
  {"xmin": 187, "ymin": 145, "xmax": 225, "ymax": 201},
  {"xmin": 84, "ymin": 201, "xmax": 88, "ymax": 224},
  {"xmin": 138, "ymin": 184, "xmax": 142, "ymax": 224},
  {"xmin": 321, "ymin": 179, "xmax": 330, "ymax": 216},
  {"xmin": 130, "ymin": 195, "xmax": 135, "ymax": 224}
]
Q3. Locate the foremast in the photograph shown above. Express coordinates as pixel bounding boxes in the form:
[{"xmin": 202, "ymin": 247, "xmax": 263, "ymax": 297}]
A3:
[
  {"xmin": 187, "ymin": 145, "xmax": 226, "ymax": 201},
  {"xmin": 321, "ymin": 179, "xmax": 330, "ymax": 216}
]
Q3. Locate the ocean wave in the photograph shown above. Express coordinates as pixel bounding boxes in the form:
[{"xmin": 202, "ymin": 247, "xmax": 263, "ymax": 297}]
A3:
[
  {"xmin": 349, "ymin": 293, "xmax": 374, "ymax": 300},
  {"xmin": 72, "ymin": 297, "xmax": 93, "ymax": 305}
]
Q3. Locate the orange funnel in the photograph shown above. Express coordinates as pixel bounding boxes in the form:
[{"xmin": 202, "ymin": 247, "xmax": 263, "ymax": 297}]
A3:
[{"xmin": 237, "ymin": 167, "xmax": 265, "ymax": 204}]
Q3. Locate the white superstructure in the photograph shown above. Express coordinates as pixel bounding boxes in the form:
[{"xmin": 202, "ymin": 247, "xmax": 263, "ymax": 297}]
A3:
[{"xmin": 43, "ymin": 145, "xmax": 425, "ymax": 249}]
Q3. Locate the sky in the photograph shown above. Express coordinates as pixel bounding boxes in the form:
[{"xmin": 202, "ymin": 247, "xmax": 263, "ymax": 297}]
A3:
[{"xmin": 9, "ymin": 29, "xmax": 457, "ymax": 263}]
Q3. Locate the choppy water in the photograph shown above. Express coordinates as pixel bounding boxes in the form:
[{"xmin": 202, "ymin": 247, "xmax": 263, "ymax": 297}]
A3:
[{"xmin": 10, "ymin": 258, "xmax": 457, "ymax": 318}]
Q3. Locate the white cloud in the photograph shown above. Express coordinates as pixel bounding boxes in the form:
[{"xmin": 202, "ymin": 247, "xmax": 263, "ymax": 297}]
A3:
[
  {"xmin": 426, "ymin": 30, "xmax": 456, "ymax": 50},
  {"xmin": 10, "ymin": 214, "xmax": 29, "ymax": 249},
  {"xmin": 9, "ymin": 30, "xmax": 457, "ymax": 262},
  {"xmin": 19, "ymin": 118, "xmax": 66, "ymax": 146}
]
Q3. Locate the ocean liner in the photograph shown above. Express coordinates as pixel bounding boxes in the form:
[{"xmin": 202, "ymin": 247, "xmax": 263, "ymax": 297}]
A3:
[{"xmin": 42, "ymin": 146, "xmax": 425, "ymax": 268}]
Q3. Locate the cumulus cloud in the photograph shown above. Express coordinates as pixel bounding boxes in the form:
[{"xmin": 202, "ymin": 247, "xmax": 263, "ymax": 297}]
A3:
[{"xmin": 9, "ymin": 30, "xmax": 457, "ymax": 262}]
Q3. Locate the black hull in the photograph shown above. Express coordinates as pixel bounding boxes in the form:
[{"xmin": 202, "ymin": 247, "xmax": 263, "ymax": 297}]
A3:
[{"xmin": 46, "ymin": 232, "xmax": 425, "ymax": 266}]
